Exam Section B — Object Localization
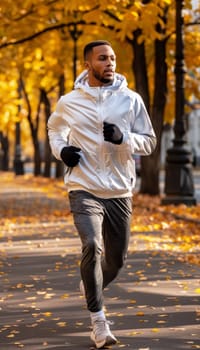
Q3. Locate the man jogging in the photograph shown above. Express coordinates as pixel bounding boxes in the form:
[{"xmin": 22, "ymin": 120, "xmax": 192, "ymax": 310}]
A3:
[{"xmin": 48, "ymin": 40, "xmax": 156, "ymax": 348}]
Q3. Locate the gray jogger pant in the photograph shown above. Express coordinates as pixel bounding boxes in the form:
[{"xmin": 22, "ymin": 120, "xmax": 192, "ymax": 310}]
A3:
[{"xmin": 69, "ymin": 190, "xmax": 132, "ymax": 312}]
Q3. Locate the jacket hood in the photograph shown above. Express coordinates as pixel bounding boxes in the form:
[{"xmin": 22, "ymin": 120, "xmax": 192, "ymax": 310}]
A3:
[{"xmin": 74, "ymin": 70, "xmax": 128, "ymax": 96}]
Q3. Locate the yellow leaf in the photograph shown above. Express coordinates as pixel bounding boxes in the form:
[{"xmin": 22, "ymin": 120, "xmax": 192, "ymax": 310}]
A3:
[
  {"xmin": 14, "ymin": 343, "xmax": 24, "ymax": 348},
  {"xmin": 136, "ymin": 311, "xmax": 144, "ymax": 316},
  {"xmin": 152, "ymin": 328, "xmax": 160, "ymax": 332},
  {"xmin": 60, "ymin": 294, "xmax": 69, "ymax": 299},
  {"xmin": 128, "ymin": 331, "xmax": 142, "ymax": 336},
  {"xmin": 42, "ymin": 312, "xmax": 52, "ymax": 317},
  {"xmin": 130, "ymin": 299, "xmax": 137, "ymax": 304},
  {"xmin": 56, "ymin": 322, "xmax": 67, "ymax": 327}
]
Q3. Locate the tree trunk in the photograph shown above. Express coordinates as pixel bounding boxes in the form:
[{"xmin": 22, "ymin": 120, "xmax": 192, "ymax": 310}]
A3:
[
  {"xmin": 0, "ymin": 131, "xmax": 9, "ymax": 171},
  {"xmin": 140, "ymin": 20, "xmax": 168, "ymax": 195},
  {"xmin": 55, "ymin": 73, "xmax": 65, "ymax": 178},
  {"xmin": 130, "ymin": 9, "xmax": 168, "ymax": 195},
  {"xmin": 130, "ymin": 29, "xmax": 150, "ymax": 112},
  {"xmin": 55, "ymin": 159, "xmax": 64, "ymax": 178},
  {"xmin": 130, "ymin": 30, "xmax": 159, "ymax": 194},
  {"xmin": 20, "ymin": 76, "xmax": 42, "ymax": 176},
  {"xmin": 41, "ymin": 89, "xmax": 52, "ymax": 178},
  {"xmin": 33, "ymin": 138, "xmax": 42, "ymax": 176}
]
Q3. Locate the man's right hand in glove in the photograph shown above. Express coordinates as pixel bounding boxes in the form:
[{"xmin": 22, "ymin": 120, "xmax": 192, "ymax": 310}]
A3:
[{"xmin": 60, "ymin": 146, "xmax": 81, "ymax": 167}]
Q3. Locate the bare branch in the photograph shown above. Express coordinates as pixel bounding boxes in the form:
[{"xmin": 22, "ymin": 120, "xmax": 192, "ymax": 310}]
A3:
[
  {"xmin": 0, "ymin": 20, "xmax": 89, "ymax": 49},
  {"xmin": 0, "ymin": 23, "xmax": 67, "ymax": 49}
]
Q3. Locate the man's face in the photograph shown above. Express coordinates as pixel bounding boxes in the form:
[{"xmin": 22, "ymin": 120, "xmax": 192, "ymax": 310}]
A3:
[{"xmin": 85, "ymin": 45, "xmax": 116, "ymax": 86}]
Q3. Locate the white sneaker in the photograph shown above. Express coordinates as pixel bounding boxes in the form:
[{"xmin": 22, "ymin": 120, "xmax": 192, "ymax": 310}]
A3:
[{"xmin": 90, "ymin": 319, "xmax": 117, "ymax": 349}]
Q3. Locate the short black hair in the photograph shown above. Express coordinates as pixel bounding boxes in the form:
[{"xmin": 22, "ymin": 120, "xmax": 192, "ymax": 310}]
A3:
[{"xmin": 83, "ymin": 40, "xmax": 112, "ymax": 60}]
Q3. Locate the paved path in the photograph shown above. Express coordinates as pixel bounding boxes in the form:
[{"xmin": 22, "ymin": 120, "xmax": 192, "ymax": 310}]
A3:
[{"xmin": 0, "ymin": 173, "xmax": 200, "ymax": 350}]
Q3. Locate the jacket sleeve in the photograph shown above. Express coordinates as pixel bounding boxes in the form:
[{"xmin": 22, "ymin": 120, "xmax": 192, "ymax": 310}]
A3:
[
  {"xmin": 123, "ymin": 93, "xmax": 157, "ymax": 155},
  {"xmin": 47, "ymin": 97, "xmax": 70, "ymax": 160}
]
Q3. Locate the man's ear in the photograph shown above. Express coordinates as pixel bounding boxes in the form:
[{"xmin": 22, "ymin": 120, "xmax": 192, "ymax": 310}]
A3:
[{"xmin": 84, "ymin": 61, "xmax": 90, "ymax": 70}]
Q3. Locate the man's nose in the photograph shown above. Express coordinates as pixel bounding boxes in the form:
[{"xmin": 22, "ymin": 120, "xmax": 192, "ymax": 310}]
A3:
[{"xmin": 107, "ymin": 58, "xmax": 113, "ymax": 65}]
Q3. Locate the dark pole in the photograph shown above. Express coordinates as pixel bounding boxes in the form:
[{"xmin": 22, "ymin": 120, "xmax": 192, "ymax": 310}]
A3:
[
  {"xmin": 162, "ymin": 0, "xmax": 196, "ymax": 205},
  {"xmin": 13, "ymin": 78, "xmax": 24, "ymax": 175},
  {"xmin": 69, "ymin": 22, "xmax": 82, "ymax": 81}
]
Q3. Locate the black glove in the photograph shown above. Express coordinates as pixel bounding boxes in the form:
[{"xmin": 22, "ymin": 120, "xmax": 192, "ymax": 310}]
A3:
[
  {"xmin": 103, "ymin": 122, "xmax": 123, "ymax": 144},
  {"xmin": 60, "ymin": 146, "xmax": 81, "ymax": 167}
]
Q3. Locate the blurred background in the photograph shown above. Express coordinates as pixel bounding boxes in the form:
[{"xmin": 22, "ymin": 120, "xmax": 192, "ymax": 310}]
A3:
[{"xmin": 0, "ymin": 0, "xmax": 199, "ymax": 202}]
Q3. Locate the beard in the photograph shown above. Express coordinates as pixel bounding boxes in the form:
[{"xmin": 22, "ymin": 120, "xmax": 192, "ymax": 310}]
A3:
[{"xmin": 92, "ymin": 68, "xmax": 114, "ymax": 84}]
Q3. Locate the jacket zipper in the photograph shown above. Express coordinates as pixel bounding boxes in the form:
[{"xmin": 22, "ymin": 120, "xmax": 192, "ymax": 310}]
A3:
[{"xmin": 97, "ymin": 88, "xmax": 110, "ymax": 187}]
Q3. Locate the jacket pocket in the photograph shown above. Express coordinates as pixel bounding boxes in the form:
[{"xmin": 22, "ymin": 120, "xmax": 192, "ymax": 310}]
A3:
[{"xmin": 116, "ymin": 149, "xmax": 135, "ymax": 177}]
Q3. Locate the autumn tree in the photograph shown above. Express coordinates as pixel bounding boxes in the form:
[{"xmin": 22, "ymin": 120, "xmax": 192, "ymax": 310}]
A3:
[{"xmin": 0, "ymin": 0, "xmax": 199, "ymax": 193}]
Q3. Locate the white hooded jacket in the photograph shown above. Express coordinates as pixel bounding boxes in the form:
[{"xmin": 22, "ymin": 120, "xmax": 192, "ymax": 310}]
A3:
[{"xmin": 48, "ymin": 70, "xmax": 157, "ymax": 198}]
